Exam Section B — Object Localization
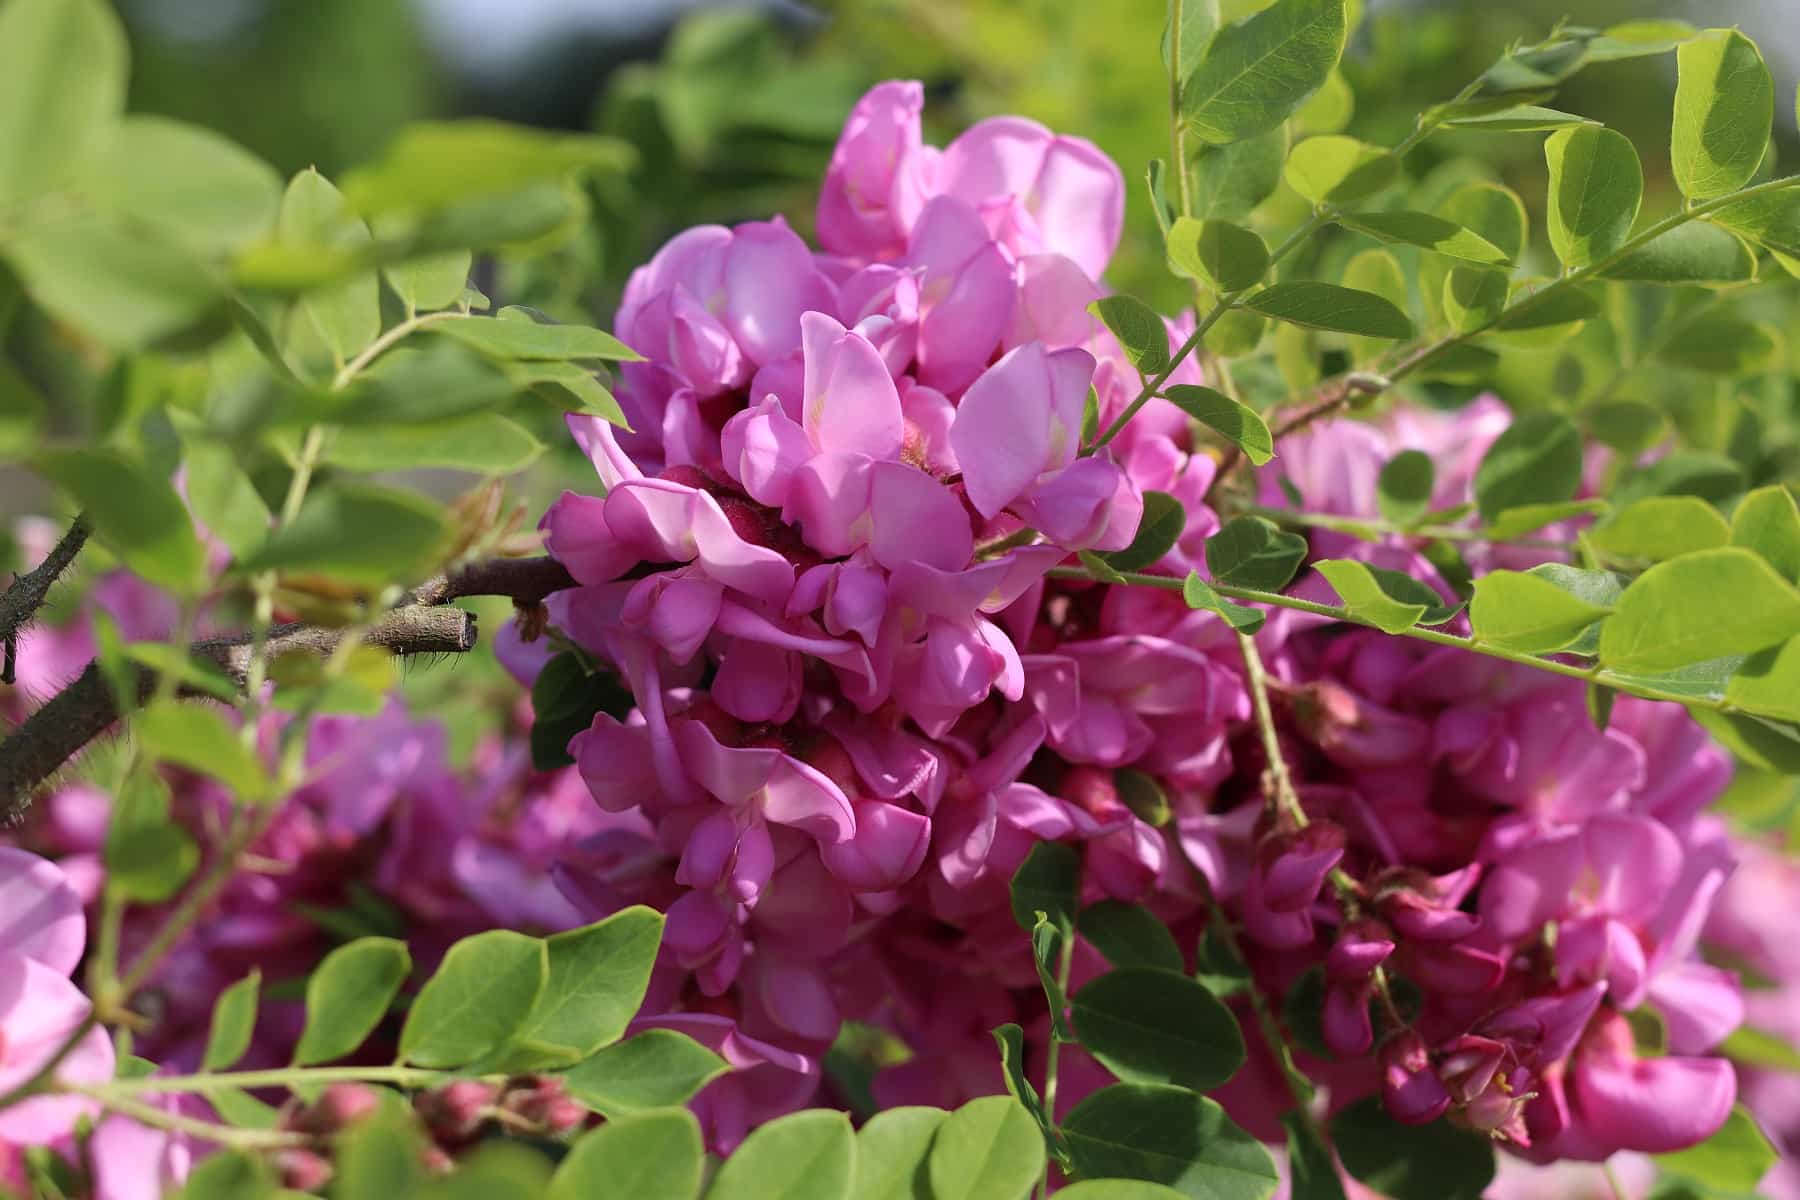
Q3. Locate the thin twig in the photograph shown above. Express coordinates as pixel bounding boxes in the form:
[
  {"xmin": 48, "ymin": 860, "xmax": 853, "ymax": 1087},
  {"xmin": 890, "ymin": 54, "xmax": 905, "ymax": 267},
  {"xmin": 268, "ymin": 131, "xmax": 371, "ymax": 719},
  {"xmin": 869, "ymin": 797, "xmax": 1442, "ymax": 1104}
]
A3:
[{"xmin": 0, "ymin": 514, "xmax": 91, "ymax": 685}]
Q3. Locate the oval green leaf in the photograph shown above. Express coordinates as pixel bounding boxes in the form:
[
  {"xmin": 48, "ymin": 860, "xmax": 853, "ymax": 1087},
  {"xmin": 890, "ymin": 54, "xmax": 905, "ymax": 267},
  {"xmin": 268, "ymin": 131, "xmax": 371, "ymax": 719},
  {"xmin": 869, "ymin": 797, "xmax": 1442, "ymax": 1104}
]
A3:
[
  {"xmin": 1599, "ymin": 547, "xmax": 1800, "ymax": 674},
  {"xmin": 854, "ymin": 1106, "xmax": 949, "ymax": 1200},
  {"xmin": 927, "ymin": 1096, "xmax": 1045, "ymax": 1200},
  {"xmin": 1063, "ymin": 1083, "xmax": 1279, "ymax": 1200},
  {"xmin": 558, "ymin": 1029, "xmax": 728, "ymax": 1117},
  {"xmin": 1072, "ymin": 967, "xmax": 1245, "ymax": 1091},
  {"xmin": 293, "ymin": 937, "xmax": 412, "ymax": 1066},
  {"xmin": 1469, "ymin": 570, "xmax": 1613, "ymax": 654},
  {"xmin": 705, "ymin": 1109, "xmax": 854, "ymax": 1200},
  {"xmin": 1589, "ymin": 496, "xmax": 1730, "ymax": 562},
  {"xmin": 1673, "ymin": 30, "xmax": 1773, "ymax": 199},
  {"xmin": 1182, "ymin": 0, "xmax": 1347, "ymax": 145},
  {"xmin": 1241, "ymin": 281, "xmax": 1412, "ymax": 339},
  {"xmin": 1162, "ymin": 385, "xmax": 1273, "ymax": 466},
  {"xmin": 551, "ymin": 1110, "xmax": 704, "ymax": 1200},
  {"xmin": 1731, "ymin": 485, "xmax": 1800, "ymax": 582},
  {"xmin": 399, "ymin": 929, "xmax": 547, "ymax": 1069},
  {"xmin": 1544, "ymin": 125, "xmax": 1642, "ymax": 269},
  {"xmin": 1167, "ymin": 218, "xmax": 1270, "ymax": 292}
]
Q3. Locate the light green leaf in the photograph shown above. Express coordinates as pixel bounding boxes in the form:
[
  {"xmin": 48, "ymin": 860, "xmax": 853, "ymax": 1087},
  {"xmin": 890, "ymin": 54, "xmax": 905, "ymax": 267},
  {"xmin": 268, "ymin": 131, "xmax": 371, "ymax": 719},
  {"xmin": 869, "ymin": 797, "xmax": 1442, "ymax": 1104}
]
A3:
[
  {"xmin": 241, "ymin": 481, "xmax": 448, "ymax": 586},
  {"xmin": 1071, "ymin": 967, "xmax": 1245, "ymax": 1091},
  {"xmin": 1090, "ymin": 296, "xmax": 1170, "ymax": 376},
  {"xmin": 854, "ymin": 1106, "xmax": 948, "ymax": 1200},
  {"xmin": 1721, "ymin": 1024, "xmax": 1800, "ymax": 1073},
  {"xmin": 1162, "ymin": 386, "xmax": 1273, "ymax": 466},
  {"xmin": 176, "ymin": 1150, "xmax": 275, "ymax": 1200},
  {"xmin": 1445, "ymin": 105, "xmax": 1594, "ymax": 132},
  {"xmin": 1544, "ymin": 125, "xmax": 1643, "ymax": 269},
  {"xmin": 183, "ymin": 440, "xmax": 271, "ymax": 561},
  {"xmin": 104, "ymin": 776, "xmax": 198, "ymax": 905},
  {"xmin": 1283, "ymin": 136, "xmax": 1396, "ymax": 205},
  {"xmin": 202, "ymin": 971, "xmax": 261, "ymax": 1072},
  {"xmin": 1599, "ymin": 547, "xmax": 1800, "ymax": 673},
  {"xmin": 1442, "ymin": 182, "xmax": 1528, "ymax": 261},
  {"xmin": 551, "ymin": 1111, "xmax": 703, "ymax": 1200},
  {"xmin": 279, "ymin": 169, "xmax": 380, "ymax": 366},
  {"xmin": 1294, "ymin": 67, "xmax": 1354, "ymax": 135},
  {"xmin": 1727, "ymin": 639, "xmax": 1800, "ymax": 724},
  {"xmin": 399, "ymin": 930, "xmax": 547, "ymax": 1069},
  {"xmin": 1589, "ymin": 496, "xmax": 1730, "ymax": 562},
  {"xmin": 1104, "ymin": 491, "xmax": 1187, "ymax": 573},
  {"xmin": 0, "ymin": 0, "xmax": 125, "ymax": 211},
  {"xmin": 1183, "ymin": 0, "xmax": 1347, "ymax": 145},
  {"xmin": 344, "ymin": 120, "xmax": 633, "ymax": 214},
  {"xmin": 1205, "ymin": 516, "xmax": 1308, "ymax": 591},
  {"xmin": 1167, "ymin": 218, "xmax": 1270, "ymax": 292},
  {"xmin": 1731, "ymin": 485, "xmax": 1800, "ymax": 581},
  {"xmin": 1339, "ymin": 248, "xmax": 1407, "ymax": 361},
  {"xmin": 36, "ymin": 448, "xmax": 206, "ymax": 594},
  {"xmin": 293, "ymin": 937, "xmax": 411, "ymax": 1066},
  {"xmin": 1469, "ymin": 570, "xmax": 1612, "ymax": 653},
  {"xmin": 1182, "ymin": 572, "xmax": 1266, "ymax": 633},
  {"xmin": 1063, "ymin": 1084, "xmax": 1279, "ymax": 1200},
  {"xmin": 335, "ymin": 1113, "xmax": 425, "ymax": 1200},
  {"xmin": 516, "ymin": 360, "xmax": 630, "ymax": 426},
  {"xmin": 383, "ymin": 247, "xmax": 472, "ymax": 315},
  {"xmin": 504, "ymin": 907, "xmax": 664, "ymax": 1067},
  {"xmin": 1598, "ymin": 221, "xmax": 1757, "ymax": 284},
  {"xmin": 92, "ymin": 117, "xmax": 282, "ymax": 252},
  {"xmin": 431, "ymin": 306, "xmax": 642, "ymax": 362},
  {"xmin": 1337, "ymin": 211, "xmax": 1509, "ymax": 264},
  {"xmin": 1332, "ymin": 1097, "xmax": 1493, "ymax": 1200},
  {"xmin": 1443, "ymin": 267, "xmax": 1508, "ymax": 334},
  {"xmin": 1472, "ymin": 410, "xmax": 1582, "ymax": 521},
  {"xmin": 1654, "ymin": 1106, "xmax": 1777, "ymax": 1195},
  {"xmin": 1241, "ymin": 281, "xmax": 1411, "ymax": 339},
  {"xmin": 324, "ymin": 414, "xmax": 544, "ymax": 475},
  {"xmin": 1672, "ymin": 30, "xmax": 1773, "ymax": 200},
  {"xmin": 7, "ymin": 213, "xmax": 222, "ymax": 351},
  {"xmin": 1313, "ymin": 559, "xmax": 1427, "ymax": 633},
  {"xmin": 1655, "ymin": 312, "xmax": 1780, "ymax": 374},
  {"xmin": 704, "ymin": 1109, "xmax": 854, "ymax": 1200},
  {"xmin": 1078, "ymin": 901, "xmax": 1185, "ymax": 973},
  {"xmin": 137, "ymin": 701, "xmax": 273, "ymax": 800},
  {"xmin": 559, "ymin": 1029, "xmax": 728, "ymax": 1117},
  {"xmin": 928, "ymin": 1096, "xmax": 1045, "ymax": 1200},
  {"xmin": 1583, "ymin": 400, "xmax": 1667, "ymax": 457}
]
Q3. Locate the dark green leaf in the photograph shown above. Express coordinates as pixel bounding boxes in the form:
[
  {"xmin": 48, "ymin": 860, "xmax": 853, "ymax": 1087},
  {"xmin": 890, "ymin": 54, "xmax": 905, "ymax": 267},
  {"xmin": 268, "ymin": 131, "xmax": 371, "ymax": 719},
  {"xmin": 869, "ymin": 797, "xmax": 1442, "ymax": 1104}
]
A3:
[
  {"xmin": 1079, "ymin": 902, "xmax": 1185, "ymax": 975},
  {"xmin": 399, "ymin": 930, "xmax": 547, "ymax": 1069},
  {"xmin": 1163, "ymin": 386, "xmax": 1273, "ymax": 465},
  {"xmin": 1182, "ymin": 0, "xmax": 1347, "ymax": 145},
  {"xmin": 1193, "ymin": 127, "xmax": 1288, "ymax": 221},
  {"xmin": 1492, "ymin": 284, "xmax": 1602, "ymax": 331},
  {"xmin": 1599, "ymin": 547, "xmax": 1800, "ymax": 673},
  {"xmin": 324, "ymin": 414, "xmax": 545, "ymax": 475},
  {"xmin": 704, "ymin": 1109, "xmax": 854, "ymax": 1200},
  {"xmin": 1672, "ymin": 30, "xmax": 1773, "ymax": 200},
  {"xmin": 1584, "ymin": 400, "xmax": 1667, "ymax": 456},
  {"xmin": 1063, "ymin": 1083, "xmax": 1279, "ymax": 1200},
  {"xmin": 1472, "ymin": 410, "xmax": 1582, "ymax": 520},
  {"xmin": 293, "ymin": 937, "xmax": 411, "ymax": 1065},
  {"xmin": 1544, "ymin": 126, "xmax": 1643, "ymax": 269},
  {"xmin": 202, "ymin": 971, "xmax": 261, "ymax": 1072},
  {"xmin": 504, "ymin": 907, "xmax": 664, "ymax": 1067},
  {"xmin": 241, "ymin": 481, "xmax": 448, "ymax": 586},
  {"xmin": 1655, "ymin": 312, "xmax": 1780, "ymax": 374},
  {"xmin": 1377, "ymin": 451, "xmax": 1433, "ymax": 527},
  {"xmin": 1163, "ymin": 0, "xmax": 1223, "ymax": 81},
  {"xmin": 1337, "ymin": 211, "xmax": 1509, "ymax": 265},
  {"xmin": 432, "ymin": 306, "xmax": 642, "ymax": 362},
  {"xmin": 1241, "ymin": 282, "xmax": 1412, "ymax": 339},
  {"xmin": 1280, "ymin": 1113, "xmax": 1346, "ymax": 1200},
  {"xmin": 1072, "ymin": 967, "xmax": 1245, "ymax": 1091},
  {"xmin": 1105, "ymin": 491, "xmax": 1187, "ymax": 573},
  {"xmin": 1010, "ymin": 841, "xmax": 1082, "ymax": 935},
  {"xmin": 1114, "ymin": 769, "xmax": 1171, "ymax": 827},
  {"xmin": 560, "ymin": 1029, "xmax": 728, "ymax": 1116},
  {"xmin": 927, "ymin": 1096, "xmax": 1045, "ymax": 1200},
  {"xmin": 1090, "ymin": 296, "xmax": 1170, "ymax": 376},
  {"xmin": 1283, "ymin": 136, "xmax": 1396, "ymax": 205},
  {"xmin": 992, "ymin": 1024, "xmax": 1054, "ymax": 1145},
  {"xmin": 1332, "ymin": 1097, "xmax": 1493, "ymax": 1200},
  {"xmin": 550, "ymin": 1111, "xmax": 703, "ymax": 1200},
  {"xmin": 1599, "ymin": 221, "xmax": 1757, "ymax": 284},
  {"xmin": 1167, "ymin": 218, "xmax": 1270, "ymax": 292},
  {"xmin": 1205, "ymin": 516, "xmax": 1308, "ymax": 591}
]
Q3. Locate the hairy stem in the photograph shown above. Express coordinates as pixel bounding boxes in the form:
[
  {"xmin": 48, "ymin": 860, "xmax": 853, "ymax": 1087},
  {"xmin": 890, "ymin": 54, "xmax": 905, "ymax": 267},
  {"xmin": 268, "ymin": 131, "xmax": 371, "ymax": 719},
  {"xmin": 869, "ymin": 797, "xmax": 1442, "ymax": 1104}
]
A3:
[{"xmin": 0, "ymin": 513, "xmax": 90, "ymax": 685}]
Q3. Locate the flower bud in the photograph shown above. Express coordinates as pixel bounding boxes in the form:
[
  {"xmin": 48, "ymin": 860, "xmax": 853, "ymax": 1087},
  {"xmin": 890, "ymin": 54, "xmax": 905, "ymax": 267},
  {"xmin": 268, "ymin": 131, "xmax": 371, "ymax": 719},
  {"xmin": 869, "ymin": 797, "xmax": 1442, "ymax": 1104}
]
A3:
[
  {"xmin": 288, "ymin": 1083, "xmax": 380, "ymax": 1136},
  {"xmin": 1253, "ymin": 822, "xmax": 1346, "ymax": 913},
  {"xmin": 277, "ymin": 1149, "xmax": 334, "ymax": 1192},
  {"xmin": 1381, "ymin": 1029, "xmax": 1451, "ymax": 1125},
  {"xmin": 414, "ymin": 1079, "xmax": 497, "ymax": 1143}
]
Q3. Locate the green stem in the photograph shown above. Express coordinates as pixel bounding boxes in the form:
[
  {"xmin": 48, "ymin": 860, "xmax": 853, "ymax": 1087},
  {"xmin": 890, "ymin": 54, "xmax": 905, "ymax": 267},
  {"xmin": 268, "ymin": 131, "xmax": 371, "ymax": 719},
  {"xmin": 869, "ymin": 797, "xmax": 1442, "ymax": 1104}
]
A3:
[
  {"xmin": 74, "ymin": 1064, "xmax": 446, "ymax": 1098},
  {"xmin": 1234, "ymin": 630, "xmax": 1308, "ymax": 827},
  {"xmin": 76, "ymin": 1088, "xmax": 309, "ymax": 1150},
  {"xmin": 330, "ymin": 309, "xmax": 466, "ymax": 391},
  {"xmin": 1046, "ymin": 565, "xmax": 1735, "ymax": 714},
  {"xmin": 1037, "ymin": 926, "xmax": 1077, "ymax": 1200},
  {"xmin": 1245, "ymin": 504, "xmax": 1579, "ymax": 551}
]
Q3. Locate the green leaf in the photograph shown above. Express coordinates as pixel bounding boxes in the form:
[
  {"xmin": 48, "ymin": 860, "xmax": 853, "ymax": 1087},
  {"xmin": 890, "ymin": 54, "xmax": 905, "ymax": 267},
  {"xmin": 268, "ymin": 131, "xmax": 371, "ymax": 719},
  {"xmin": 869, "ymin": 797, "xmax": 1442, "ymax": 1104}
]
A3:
[
  {"xmin": 1377, "ymin": 451, "xmax": 1434, "ymax": 527},
  {"xmin": 384, "ymin": 248, "xmax": 472, "ymax": 315},
  {"xmin": 1599, "ymin": 547, "xmax": 1800, "ymax": 673},
  {"xmin": 1105, "ymin": 491, "xmax": 1187, "ymax": 573},
  {"xmin": 324, "ymin": 414, "xmax": 545, "ymax": 475},
  {"xmin": 344, "ymin": 120, "xmax": 632, "ymax": 214},
  {"xmin": 335, "ymin": 1113, "xmax": 425, "ymax": 1200},
  {"xmin": 241, "ymin": 481, "xmax": 448, "ymax": 586},
  {"xmin": 1590, "ymin": 496, "xmax": 1730, "ymax": 562},
  {"xmin": 1072, "ymin": 967, "xmax": 1245, "ymax": 1091},
  {"xmin": 278, "ymin": 169, "xmax": 380, "ymax": 366},
  {"xmin": 1114, "ymin": 768, "xmax": 1170, "ymax": 827},
  {"xmin": 1590, "ymin": 19, "xmax": 1698, "ymax": 60},
  {"xmin": 1731, "ymin": 486, "xmax": 1800, "ymax": 581},
  {"xmin": 202, "ymin": 971, "xmax": 261, "ymax": 1072},
  {"xmin": 1280, "ymin": 1113, "xmax": 1347, "ymax": 1200},
  {"xmin": 1653, "ymin": 1105, "xmax": 1776, "ymax": 1195},
  {"xmin": 1205, "ymin": 516, "xmax": 1308, "ymax": 591},
  {"xmin": 183, "ymin": 440, "xmax": 271, "ymax": 561},
  {"xmin": 432, "ymin": 306, "xmax": 642, "ymax": 362},
  {"xmin": 1241, "ymin": 281, "xmax": 1412, "ymax": 339},
  {"xmin": 137, "ymin": 701, "xmax": 272, "ymax": 800},
  {"xmin": 1584, "ymin": 400, "xmax": 1667, "ymax": 457},
  {"xmin": 1032, "ymin": 915, "xmax": 1073, "ymax": 1043},
  {"xmin": 1337, "ymin": 211, "xmax": 1509, "ymax": 265},
  {"xmin": 559, "ymin": 1029, "xmax": 728, "ymax": 1116},
  {"xmin": 1313, "ymin": 559, "xmax": 1426, "ymax": 633},
  {"xmin": 515, "ymin": 359, "xmax": 630, "ymax": 427},
  {"xmin": 1443, "ymin": 268, "xmax": 1509, "ymax": 334},
  {"xmin": 928, "ymin": 1096, "xmax": 1044, "ymax": 1200},
  {"xmin": 1543, "ymin": 126, "xmax": 1643, "ymax": 269},
  {"xmin": 992, "ymin": 1023, "xmax": 1054, "ymax": 1148},
  {"xmin": 1339, "ymin": 248, "xmax": 1407, "ymax": 361},
  {"xmin": 1445, "ymin": 105, "xmax": 1594, "ymax": 132},
  {"xmin": 104, "ymin": 785, "xmax": 198, "ymax": 905},
  {"xmin": 1163, "ymin": 385, "xmax": 1273, "ymax": 465},
  {"xmin": 0, "ymin": 0, "xmax": 125, "ymax": 211},
  {"xmin": 1283, "ymin": 136, "xmax": 1396, "ymax": 205},
  {"xmin": 1090, "ymin": 296, "xmax": 1170, "ymax": 376},
  {"xmin": 1726, "ymin": 639, "xmax": 1800, "ymax": 723},
  {"xmin": 292, "ymin": 937, "xmax": 411, "ymax": 1066},
  {"xmin": 422, "ymin": 1143, "xmax": 553, "ymax": 1200},
  {"xmin": 399, "ymin": 930, "xmax": 547, "ymax": 1069},
  {"xmin": 1442, "ymin": 182, "xmax": 1528, "ymax": 261},
  {"xmin": 1294, "ymin": 67, "xmax": 1354, "ymax": 135},
  {"xmin": 1182, "ymin": 0, "xmax": 1347, "ymax": 145},
  {"xmin": 1010, "ymin": 840, "xmax": 1082, "ymax": 935},
  {"xmin": 1182, "ymin": 572, "xmax": 1266, "ymax": 633},
  {"xmin": 704, "ymin": 1109, "xmax": 854, "ymax": 1200},
  {"xmin": 1492, "ymin": 283, "xmax": 1601, "ymax": 332},
  {"xmin": 1193, "ymin": 127, "xmax": 1288, "ymax": 221},
  {"xmin": 92, "ymin": 117, "xmax": 282, "ymax": 252},
  {"xmin": 176, "ymin": 1150, "xmax": 275, "ymax": 1200},
  {"xmin": 551, "ymin": 1111, "xmax": 703, "ymax": 1200},
  {"xmin": 1063, "ymin": 1084, "xmax": 1279, "ymax": 1200},
  {"xmin": 504, "ymin": 907, "xmax": 664, "ymax": 1067},
  {"xmin": 1331, "ymin": 1097, "xmax": 1493, "ymax": 1200},
  {"xmin": 1472, "ymin": 410, "xmax": 1582, "ymax": 520},
  {"xmin": 307, "ymin": 342, "xmax": 518, "ymax": 427},
  {"xmin": 1163, "ymin": 0, "xmax": 1223, "ymax": 82},
  {"xmin": 1613, "ymin": 451, "xmax": 1746, "ymax": 506},
  {"xmin": 1598, "ymin": 221, "xmax": 1757, "ymax": 284},
  {"xmin": 1207, "ymin": 307, "xmax": 1266, "ymax": 357},
  {"xmin": 7, "ymin": 212, "xmax": 222, "ymax": 351},
  {"xmin": 1469, "ymin": 570, "xmax": 1613, "ymax": 653},
  {"xmin": 1167, "ymin": 218, "xmax": 1270, "ymax": 292},
  {"xmin": 1721, "ymin": 1024, "xmax": 1800, "ymax": 1073},
  {"xmin": 1059, "ymin": 1185, "xmax": 1197, "ymax": 1200},
  {"xmin": 1656, "ymin": 312, "xmax": 1780, "ymax": 375},
  {"xmin": 38, "ymin": 449, "xmax": 206, "ymax": 594},
  {"xmin": 854, "ymin": 1106, "xmax": 948, "ymax": 1200},
  {"xmin": 1672, "ymin": 30, "xmax": 1773, "ymax": 200},
  {"xmin": 1078, "ymin": 902, "xmax": 1185, "ymax": 973}
]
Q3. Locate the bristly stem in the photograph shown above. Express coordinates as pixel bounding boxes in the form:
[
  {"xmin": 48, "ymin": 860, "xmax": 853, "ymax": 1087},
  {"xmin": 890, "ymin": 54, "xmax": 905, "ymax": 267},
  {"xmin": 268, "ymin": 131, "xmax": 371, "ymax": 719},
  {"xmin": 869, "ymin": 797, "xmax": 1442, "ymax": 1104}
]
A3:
[{"xmin": 0, "ymin": 513, "xmax": 90, "ymax": 685}]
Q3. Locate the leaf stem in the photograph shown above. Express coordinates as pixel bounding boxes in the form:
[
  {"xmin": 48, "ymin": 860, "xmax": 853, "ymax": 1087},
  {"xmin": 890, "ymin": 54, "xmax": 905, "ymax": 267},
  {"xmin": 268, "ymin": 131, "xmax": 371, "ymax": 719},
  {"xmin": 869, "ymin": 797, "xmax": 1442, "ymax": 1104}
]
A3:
[
  {"xmin": 330, "ymin": 309, "xmax": 467, "ymax": 391},
  {"xmin": 1037, "ymin": 926, "xmax": 1077, "ymax": 1200},
  {"xmin": 1245, "ymin": 504, "xmax": 1579, "ymax": 551},
  {"xmin": 75, "ymin": 1088, "xmax": 310, "ymax": 1149},
  {"xmin": 73, "ymin": 1064, "xmax": 447, "ymax": 1098}
]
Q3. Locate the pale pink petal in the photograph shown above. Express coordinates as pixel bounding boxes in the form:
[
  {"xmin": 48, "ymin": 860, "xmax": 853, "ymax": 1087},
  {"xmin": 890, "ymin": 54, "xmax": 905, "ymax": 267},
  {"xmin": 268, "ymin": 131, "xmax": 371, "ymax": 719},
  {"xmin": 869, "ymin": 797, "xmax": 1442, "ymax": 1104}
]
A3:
[{"xmin": 0, "ymin": 848, "xmax": 85, "ymax": 975}]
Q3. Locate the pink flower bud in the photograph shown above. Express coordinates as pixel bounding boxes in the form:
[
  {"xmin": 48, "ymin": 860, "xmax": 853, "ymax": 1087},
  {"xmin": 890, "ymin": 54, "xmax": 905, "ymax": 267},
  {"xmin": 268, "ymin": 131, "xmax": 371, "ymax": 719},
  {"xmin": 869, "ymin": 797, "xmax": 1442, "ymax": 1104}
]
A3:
[
  {"xmin": 289, "ymin": 1083, "xmax": 380, "ymax": 1135},
  {"xmin": 415, "ymin": 1079, "xmax": 497, "ymax": 1143},
  {"xmin": 1254, "ymin": 822, "xmax": 1346, "ymax": 913},
  {"xmin": 277, "ymin": 1150, "xmax": 334, "ymax": 1192},
  {"xmin": 1381, "ymin": 1029, "xmax": 1451, "ymax": 1125}
]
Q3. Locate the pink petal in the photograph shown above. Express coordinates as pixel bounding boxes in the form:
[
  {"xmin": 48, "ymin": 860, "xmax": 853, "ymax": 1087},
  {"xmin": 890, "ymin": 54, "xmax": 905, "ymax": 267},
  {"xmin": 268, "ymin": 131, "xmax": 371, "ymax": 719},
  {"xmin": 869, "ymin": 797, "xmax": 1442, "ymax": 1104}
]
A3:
[
  {"xmin": 1573, "ymin": 1053, "xmax": 1735, "ymax": 1154},
  {"xmin": 0, "ymin": 848, "xmax": 85, "ymax": 975},
  {"xmin": 801, "ymin": 311, "xmax": 903, "ymax": 460},
  {"xmin": 724, "ymin": 219, "xmax": 834, "ymax": 365},
  {"xmin": 821, "ymin": 800, "xmax": 931, "ymax": 891},
  {"xmin": 867, "ymin": 461, "xmax": 973, "ymax": 572},
  {"xmin": 951, "ymin": 343, "xmax": 1055, "ymax": 519}
]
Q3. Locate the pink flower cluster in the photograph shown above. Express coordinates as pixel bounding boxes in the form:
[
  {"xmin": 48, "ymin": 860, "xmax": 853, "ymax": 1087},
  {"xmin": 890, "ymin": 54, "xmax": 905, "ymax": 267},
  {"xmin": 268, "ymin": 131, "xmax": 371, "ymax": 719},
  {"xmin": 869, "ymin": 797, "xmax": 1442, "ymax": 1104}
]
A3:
[{"xmin": 539, "ymin": 79, "xmax": 1754, "ymax": 1165}]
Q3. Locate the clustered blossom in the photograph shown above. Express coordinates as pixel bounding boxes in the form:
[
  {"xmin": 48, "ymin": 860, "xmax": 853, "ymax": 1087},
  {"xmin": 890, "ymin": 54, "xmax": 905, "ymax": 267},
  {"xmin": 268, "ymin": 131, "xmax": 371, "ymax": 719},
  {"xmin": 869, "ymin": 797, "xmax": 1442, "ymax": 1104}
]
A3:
[{"xmin": 536, "ymin": 77, "xmax": 1760, "ymax": 1172}]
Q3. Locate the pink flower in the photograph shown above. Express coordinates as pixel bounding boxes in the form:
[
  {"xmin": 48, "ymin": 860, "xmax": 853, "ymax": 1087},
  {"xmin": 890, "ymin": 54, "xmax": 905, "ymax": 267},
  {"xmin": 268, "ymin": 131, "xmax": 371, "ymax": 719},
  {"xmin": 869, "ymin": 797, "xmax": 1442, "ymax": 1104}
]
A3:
[{"xmin": 816, "ymin": 81, "xmax": 931, "ymax": 262}]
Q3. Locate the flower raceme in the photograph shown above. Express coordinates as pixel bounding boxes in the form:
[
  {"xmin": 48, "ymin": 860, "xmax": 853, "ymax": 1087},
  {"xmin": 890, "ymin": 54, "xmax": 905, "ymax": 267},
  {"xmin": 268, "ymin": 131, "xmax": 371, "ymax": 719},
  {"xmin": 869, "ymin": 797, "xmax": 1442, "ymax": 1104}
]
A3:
[{"xmin": 535, "ymin": 75, "xmax": 1747, "ymax": 1170}]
